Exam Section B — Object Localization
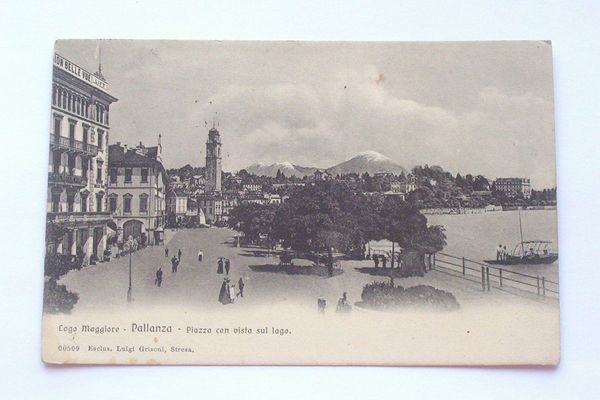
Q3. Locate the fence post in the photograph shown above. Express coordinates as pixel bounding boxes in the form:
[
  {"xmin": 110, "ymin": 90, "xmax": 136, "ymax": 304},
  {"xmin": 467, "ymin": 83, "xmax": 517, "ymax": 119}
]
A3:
[
  {"xmin": 462, "ymin": 257, "xmax": 466, "ymax": 275},
  {"xmin": 499, "ymin": 268, "xmax": 503, "ymax": 287},
  {"xmin": 536, "ymin": 276, "xmax": 540, "ymax": 296},
  {"xmin": 481, "ymin": 266, "xmax": 485, "ymax": 291},
  {"xmin": 542, "ymin": 276, "xmax": 546, "ymax": 297},
  {"xmin": 486, "ymin": 266, "xmax": 490, "ymax": 291},
  {"xmin": 432, "ymin": 253, "xmax": 436, "ymax": 271}
]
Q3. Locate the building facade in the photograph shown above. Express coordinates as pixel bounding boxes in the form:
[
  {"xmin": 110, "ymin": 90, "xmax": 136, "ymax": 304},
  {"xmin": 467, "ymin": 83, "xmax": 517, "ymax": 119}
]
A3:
[
  {"xmin": 47, "ymin": 53, "xmax": 118, "ymax": 263},
  {"xmin": 197, "ymin": 192, "xmax": 238, "ymax": 224},
  {"xmin": 108, "ymin": 141, "xmax": 168, "ymax": 245},
  {"xmin": 167, "ymin": 189, "xmax": 189, "ymax": 216},
  {"xmin": 243, "ymin": 183, "xmax": 261, "ymax": 193},
  {"xmin": 205, "ymin": 126, "xmax": 222, "ymax": 193},
  {"xmin": 494, "ymin": 178, "xmax": 532, "ymax": 199}
]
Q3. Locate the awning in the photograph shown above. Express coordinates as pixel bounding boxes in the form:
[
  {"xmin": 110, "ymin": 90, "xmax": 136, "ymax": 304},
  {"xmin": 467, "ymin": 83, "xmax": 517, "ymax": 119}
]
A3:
[{"xmin": 107, "ymin": 225, "xmax": 117, "ymax": 239}]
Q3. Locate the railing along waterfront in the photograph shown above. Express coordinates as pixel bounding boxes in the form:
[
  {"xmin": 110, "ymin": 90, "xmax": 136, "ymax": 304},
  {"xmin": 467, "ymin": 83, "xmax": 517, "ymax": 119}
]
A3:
[
  {"xmin": 49, "ymin": 133, "xmax": 98, "ymax": 156},
  {"xmin": 432, "ymin": 252, "xmax": 559, "ymax": 299}
]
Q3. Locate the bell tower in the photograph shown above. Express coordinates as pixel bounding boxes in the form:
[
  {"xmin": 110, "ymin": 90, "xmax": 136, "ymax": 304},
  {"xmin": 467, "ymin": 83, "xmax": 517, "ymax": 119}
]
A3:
[{"xmin": 205, "ymin": 125, "xmax": 222, "ymax": 193}]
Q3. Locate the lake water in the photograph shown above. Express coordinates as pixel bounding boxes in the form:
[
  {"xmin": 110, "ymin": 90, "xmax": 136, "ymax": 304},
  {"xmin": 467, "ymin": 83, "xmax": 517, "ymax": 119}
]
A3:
[
  {"xmin": 369, "ymin": 210, "xmax": 559, "ymax": 283},
  {"xmin": 428, "ymin": 210, "xmax": 559, "ymax": 282}
]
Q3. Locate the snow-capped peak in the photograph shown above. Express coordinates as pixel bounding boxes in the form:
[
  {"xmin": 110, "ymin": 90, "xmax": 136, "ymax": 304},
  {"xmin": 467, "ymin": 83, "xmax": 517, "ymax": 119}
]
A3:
[
  {"xmin": 356, "ymin": 150, "xmax": 392, "ymax": 162},
  {"xmin": 273, "ymin": 161, "xmax": 295, "ymax": 169}
]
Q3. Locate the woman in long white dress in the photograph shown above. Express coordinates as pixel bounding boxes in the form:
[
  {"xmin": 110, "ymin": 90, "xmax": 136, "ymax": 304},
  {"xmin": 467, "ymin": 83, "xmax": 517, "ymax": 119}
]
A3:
[{"xmin": 229, "ymin": 283, "xmax": 236, "ymax": 303}]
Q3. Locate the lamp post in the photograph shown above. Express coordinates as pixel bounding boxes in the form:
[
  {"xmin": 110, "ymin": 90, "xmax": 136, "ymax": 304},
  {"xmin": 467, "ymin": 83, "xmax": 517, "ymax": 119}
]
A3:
[{"xmin": 124, "ymin": 235, "xmax": 134, "ymax": 302}]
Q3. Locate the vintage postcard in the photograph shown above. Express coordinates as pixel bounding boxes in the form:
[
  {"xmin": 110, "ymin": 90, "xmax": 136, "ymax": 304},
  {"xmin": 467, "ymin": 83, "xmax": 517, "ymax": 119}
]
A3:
[{"xmin": 42, "ymin": 40, "xmax": 559, "ymax": 365}]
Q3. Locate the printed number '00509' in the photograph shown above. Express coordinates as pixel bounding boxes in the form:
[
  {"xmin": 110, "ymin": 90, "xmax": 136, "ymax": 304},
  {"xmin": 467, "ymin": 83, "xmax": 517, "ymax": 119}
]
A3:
[{"xmin": 58, "ymin": 345, "xmax": 80, "ymax": 352}]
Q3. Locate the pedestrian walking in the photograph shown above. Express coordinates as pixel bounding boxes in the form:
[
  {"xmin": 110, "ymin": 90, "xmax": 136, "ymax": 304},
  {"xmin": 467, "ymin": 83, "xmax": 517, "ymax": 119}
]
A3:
[
  {"xmin": 317, "ymin": 297, "xmax": 326, "ymax": 313},
  {"xmin": 374, "ymin": 254, "xmax": 379, "ymax": 268},
  {"xmin": 237, "ymin": 277, "xmax": 245, "ymax": 298},
  {"xmin": 165, "ymin": 247, "xmax": 169, "ymax": 258},
  {"xmin": 217, "ymin": 258, "xmax": 224, "ymax": 274},
  {"xmin": 381, "ymin": 255, "xmax": 387, "ymax": 269},
  {"xmin": 178, "ymin": 249, "xmax": 182, "ymax": 261},
  {"xmin": 155, "ymin": 267, "xmax": 163, "ymax": 287},
  {"xmin": 171, "ymin": 256, "xmax": 178, "ymax": 273},
  {"xmin": 218, "ymin": 278, "xmax": 231, "ymax": 304},
  {"xmin": 503, "ymin": 245, "xmax": 508, "ymax": 261},
  {"xmin": 224, "ymin": 259, "xmax": 231, "ymax": 275},
  {"xmin": 336, "ymin": 292, "xmax": 351, "ymax": 313},
  {"xmin": 497, "ymin": 244, "xmax": 503, "ymax": 261},
  {"xmin": 229, "ymin": 283, "xmax": 236, "ymax": 303},
  {"xmin": 197, "ymin": 250, "xmax": 203, "ymax": 262}
]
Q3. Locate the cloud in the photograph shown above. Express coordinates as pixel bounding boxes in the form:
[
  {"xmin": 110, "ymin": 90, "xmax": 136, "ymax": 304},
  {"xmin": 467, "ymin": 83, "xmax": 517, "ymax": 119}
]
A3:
[
  {"xmin": 72, "ymin": 40, "xmax": 554, "ymax": 189},
  {"xmin": 205, "ymin": 64, "xmax": 464, "ymax": 172}
]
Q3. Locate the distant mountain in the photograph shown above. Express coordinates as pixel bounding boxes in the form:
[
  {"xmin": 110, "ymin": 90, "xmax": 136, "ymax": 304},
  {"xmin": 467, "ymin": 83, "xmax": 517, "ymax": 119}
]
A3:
[
  {"xmin": 326, "ymin": 151, "xmax": 407, "ymax": 176},
  {"xmin": 244, "ymin": 162, "xmax": 318, "ymax": 178},
  {"xmin": 244, "ymin": 151, "xmax": 407, "ymax": 178}
]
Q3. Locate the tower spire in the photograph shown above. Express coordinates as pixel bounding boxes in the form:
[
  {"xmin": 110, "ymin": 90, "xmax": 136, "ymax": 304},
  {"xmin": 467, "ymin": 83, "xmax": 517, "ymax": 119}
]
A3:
[{"xmin": 94, "ymin": 41, "xmax": 105, "ymax": 81}]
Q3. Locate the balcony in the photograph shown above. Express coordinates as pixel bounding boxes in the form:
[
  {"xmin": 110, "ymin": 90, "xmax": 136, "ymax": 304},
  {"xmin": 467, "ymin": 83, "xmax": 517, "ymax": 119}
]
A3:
[
  {"xmin": 47, "ymin": 211, "xmax": 113, "ymax": 226},
  {"xmin": 49, "ymin": 133, "xmax": 98, "ymax": 157},
  {"xmin": 48, "ymin": 172, "xmax": 87, "ymax": 187}
]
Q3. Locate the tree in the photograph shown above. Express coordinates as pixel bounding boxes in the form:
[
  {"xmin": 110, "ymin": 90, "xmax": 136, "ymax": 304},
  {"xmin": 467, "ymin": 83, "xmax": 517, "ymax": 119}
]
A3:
[
  {"xmin": 379, "ymin": 198, "xmax": 446, "ymax": 276},
  {"xmin": 228, "ymin": 203, "xmax": 277, "ymax": 244},
  {"xmin": 473, "ymin": 175, "xmax": 490, "ymax": 191},
  {"xmin": 271, "ymin": 181, "xmax": 378, "ymax": 256}
]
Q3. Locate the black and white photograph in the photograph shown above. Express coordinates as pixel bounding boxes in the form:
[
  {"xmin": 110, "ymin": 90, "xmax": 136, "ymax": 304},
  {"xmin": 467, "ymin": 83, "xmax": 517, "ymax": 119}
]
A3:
[{"xmin": 40, "ymin": 40, "xmax": 560, "ymax": 365}]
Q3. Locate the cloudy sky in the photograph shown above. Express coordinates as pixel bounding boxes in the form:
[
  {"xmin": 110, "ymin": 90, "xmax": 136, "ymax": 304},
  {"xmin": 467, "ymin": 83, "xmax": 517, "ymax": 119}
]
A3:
[{"xmin": 56, "ymin": 40, "xmax": 556, "ymax": 188}]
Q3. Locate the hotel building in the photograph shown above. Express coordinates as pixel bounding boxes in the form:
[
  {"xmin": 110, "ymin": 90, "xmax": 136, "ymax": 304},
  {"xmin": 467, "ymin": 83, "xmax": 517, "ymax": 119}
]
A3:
[
  {"xmin": 47, "ymin": 53, "xmax": 118, "ymax": 263},
  {"xmin": 494, "ymin": 177, "xmax": 532, "ymax": 199}
]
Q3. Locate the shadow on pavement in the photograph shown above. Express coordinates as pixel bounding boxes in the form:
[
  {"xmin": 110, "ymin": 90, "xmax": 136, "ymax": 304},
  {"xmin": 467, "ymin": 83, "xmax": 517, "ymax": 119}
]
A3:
[
  {"xmin": 249, "ymin": 264, "xmax": 343, "ymax": 278},
  {"xmin": 239, "ymin": 249, "xmax": 279, "ymax": 258},
  {"xmin": 354, "ymin": 267, "xmax": 404, "ymax": 278}
]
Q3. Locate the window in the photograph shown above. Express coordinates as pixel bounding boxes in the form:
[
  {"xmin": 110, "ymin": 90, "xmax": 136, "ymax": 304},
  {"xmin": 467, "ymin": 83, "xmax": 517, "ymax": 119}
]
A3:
[
  {"xmin": 139, "ymin": 195, "xmax": 148, "ymax": 213},
  {"xmin": 141, "ymin": 168, "xmax": 148, "ymax": 183},
  {"xmin": 82, "ymin": 125, "xmax": 89, "ymax": 144},
  {"xmin": 96, "ymin": 161, "xmax": 103, "ymax": 184},
  {"xmin": 124, "ymin": 168, "xmax": 132, "ymax": 183},
  {"xmin": 68, "ymin": 155, "xmax": 75, "ymax": 175},
  {"xmin": 67, "ymin": 192, "xmax": 75, "ymax": 213},
  {"xmin": 53, "ymin": 116, "xmax": 62, "ymax": 137},
  {"xmin": 82, "ymin": 159, "xmax": 88, "ymax": 181},
  {"xmin": 123, "ymin": 195, "xmax": 132, "ymax": 213},
  {"xmin": 68, "ymin": 120, "xmax": 76, "ymax": 145},
  {"xmin": 97, "ymin": 130, "xmax": 104, "ymax": 151},
  {"xmin": 81, "ymin": 194, "xmax": 88, "ymax": 212},
  {"xmin": 52, "ymin": 151, "xmax": 61, "ymax": 174},
  {"xmin": 109, "ymin": 168, "xmax": 117, "ymax": 184},
  {"xmin": 51, "ymin": 193, "xmax": 60, "ymax": 213},
  {"xmin": 109, "ymin": 196, "xmax": 118, "ymax": 213},
  {"xmin": 96, "ymin": 193, "xmax": 103, "ymax": 212}
]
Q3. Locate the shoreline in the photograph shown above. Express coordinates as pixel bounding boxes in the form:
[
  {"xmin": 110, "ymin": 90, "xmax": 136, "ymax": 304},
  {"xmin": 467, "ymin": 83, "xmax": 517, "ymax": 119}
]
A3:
[{"xmin": 420, "ymin": 206, "xmax": 557, "ymax": 215}]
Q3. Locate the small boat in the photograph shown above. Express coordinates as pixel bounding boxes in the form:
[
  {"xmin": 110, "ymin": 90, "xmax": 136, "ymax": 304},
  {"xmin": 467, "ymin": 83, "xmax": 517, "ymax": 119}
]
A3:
[
  {"xmin": 485, "ymin": 240, "xmax": 558, "ymax": 265},
  {"xmin": 484, "ymin": 210, "xmax": 558, "ymax": 265}
]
